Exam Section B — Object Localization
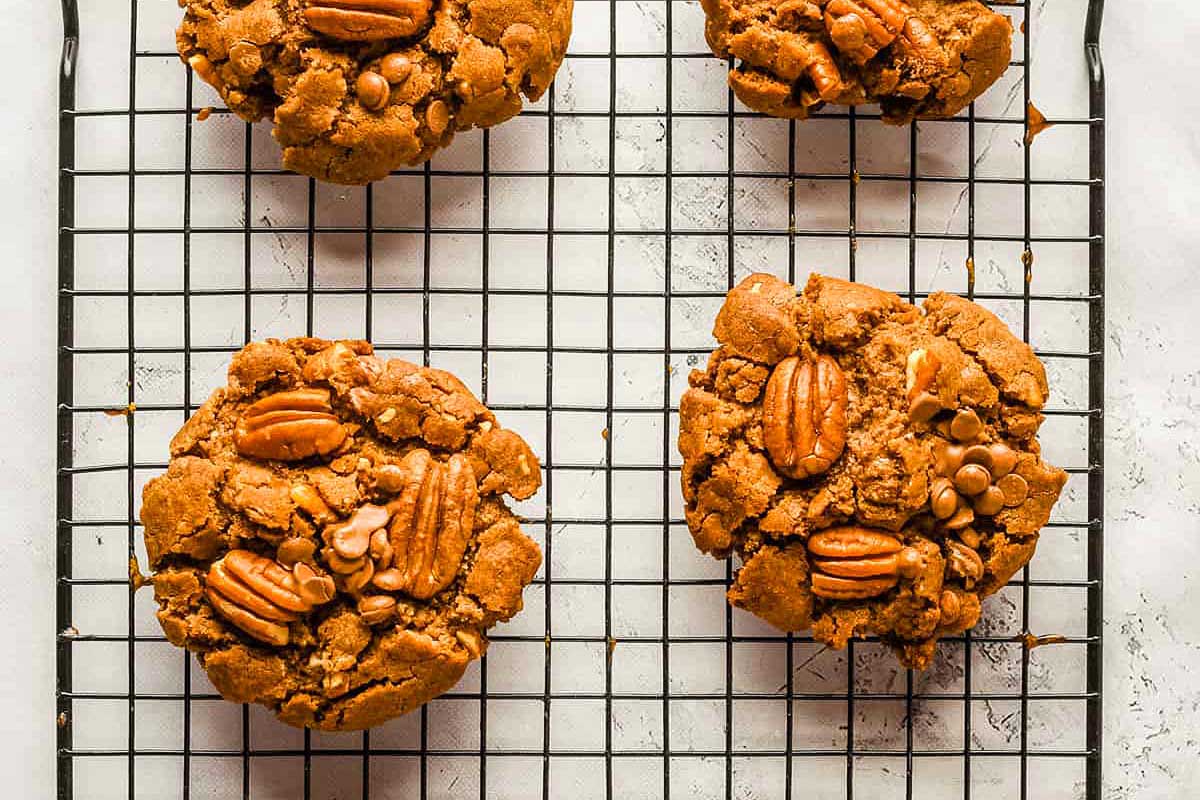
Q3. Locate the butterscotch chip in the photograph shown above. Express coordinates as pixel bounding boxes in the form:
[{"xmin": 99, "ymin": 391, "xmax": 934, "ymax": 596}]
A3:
[
  {"xmin": 175, "ymin": 0, "xmax": 574, "ymax": 184},
  {"xmin": 699, "ymin": 0, "xmax": 1013, "ymax": 123},
  {"xmin": 141, "ymin": 339, "xmax": 542, "ymax": 730},
  {"xmin": 678, "ymin": 273, "xmax": 1066, "ymax": 670}
]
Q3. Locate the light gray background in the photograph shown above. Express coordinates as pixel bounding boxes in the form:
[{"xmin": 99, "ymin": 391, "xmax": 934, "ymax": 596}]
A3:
[{"xmin": 3, "ymin": 1, "xmax": 1197, "ymax": 797}]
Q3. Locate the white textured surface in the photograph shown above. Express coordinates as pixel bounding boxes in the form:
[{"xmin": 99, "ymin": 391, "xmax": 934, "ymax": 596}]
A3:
[{"xmin": 2, "ymin": 0, "xmax": 1197, "ymax": 798}]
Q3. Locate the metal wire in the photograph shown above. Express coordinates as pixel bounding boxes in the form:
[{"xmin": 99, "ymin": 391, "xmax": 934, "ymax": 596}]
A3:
[{"xmin": 57, "ymin": 1, "xmax": 1106, "ymax": 798}]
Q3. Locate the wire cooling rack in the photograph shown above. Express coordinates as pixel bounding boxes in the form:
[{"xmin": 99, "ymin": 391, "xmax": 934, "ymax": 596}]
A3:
[{"xmin": 57, "ymin": 0, "xmax": 1105, "ymax": 797}]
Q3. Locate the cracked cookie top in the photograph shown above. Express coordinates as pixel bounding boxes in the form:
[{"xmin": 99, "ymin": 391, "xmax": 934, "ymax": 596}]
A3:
[
  {"xmin": 699, "ymin": 0, "xmax": 1012, "ymax": 122},
  {"xmin": 178, "ymin": 0, "xmax": 573, "ymax": 184},
  {"xmin": 141, "ymin": 338, "xmax": 542, "ymax": 730},
  {"xmin": 678, "ymin": 274, "xmax": 1066, "ymax": 669}
]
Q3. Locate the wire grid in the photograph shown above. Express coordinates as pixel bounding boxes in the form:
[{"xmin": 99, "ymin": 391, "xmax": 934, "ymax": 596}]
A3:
[{"xmin": 56, "ymin": 0, "xmax": 1106, "ymax": 798}]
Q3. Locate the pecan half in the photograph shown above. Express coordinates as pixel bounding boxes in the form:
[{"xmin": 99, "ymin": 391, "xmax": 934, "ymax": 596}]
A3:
[
  {"xmin": 387, "ymin": 449, "xmax": 479, "ymax": 600},
  {"xmin": 206, "ymin": 549, "xmax": 316, "ymax": 645},
  {"xmin": 234, "ymin": 389, "xmax": 347, "ymax": 462},
  {"xmin": 763, "ymin": 355, "xmax": 848, "ymax": 480},
  {"xmin": 807, "ymin": 527, "xmax": 915, "ymax": 600},
  {"xmin": 824, "ymin": 0, "xmax": 902, "ymax": 64},
  {"xmin": 304, "ymin": 0, "xmax": 432, "ymax": 42},
  {"xmin": 823, "ymin": 0, "xmax": 941, "ymax": 64}
]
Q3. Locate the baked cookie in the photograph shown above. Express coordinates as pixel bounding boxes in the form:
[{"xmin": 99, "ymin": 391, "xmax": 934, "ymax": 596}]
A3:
[
  {"xmin": 141, "ymin": 338, "xmax": 542, "ymax": 730},
  {"xmin": 699, "ymin": 0, "xmax": 1012, "ymax": 122},
  {"xmin": 178, "ymin": 0, "xmax": 573, "ymax": 184},
  {"xmin": 678, "ymin": 274, "xmax": 1066, "ymax": 668}
]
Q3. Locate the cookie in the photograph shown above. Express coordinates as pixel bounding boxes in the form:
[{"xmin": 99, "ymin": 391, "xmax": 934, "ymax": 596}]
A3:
[
  {"xmin": 699, "ymin": 0, "xmax": 1012, "ymax": 122},
  {"xmin": 141, "ymin": 338, "xmax": 542, "ymax": 730},
  {"xmin": 178, "ymin": 0, "xmax": 573, "ymax": 184},
  {"xmin": 678, "ymin": 274, "xmax": 1067, "ymax": 668}
]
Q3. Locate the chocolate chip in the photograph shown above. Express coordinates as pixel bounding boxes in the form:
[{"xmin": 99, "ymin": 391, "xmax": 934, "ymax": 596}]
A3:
[
  {"xmin": 356, "ymin": 71, "xmax": 390, "ymax": 111},
  {"xmin": 930, "ymin": 477, "xmax": 959, "ymax": 520},
  {"xmin": 997, "ymin": 473, "xmax": 1029, "ymax": 506},
  {"xmin": 988, "ymin": 443, "xmax": 1018, "ymax": 478},
  {"xmin": 934, "ymin": 443, "xmax": 965, "ymax": 477},
  {"xmin": 953, "ymin": 464, "xmax": 991, "ymax": 497},
  {"xmin": 379, "ymin": 53, "xmax": 412, "ymax": 84},
  {"xmin": 949, "ymin": 409, "xmax": 983, "ymax": 442},
  {"xmin": 973, "ymin": 485, "xmax": 1005, "ymax": 516},
  {"xmin": 962, "ymin": 444, "xmax": 993, "ymax": 470}
]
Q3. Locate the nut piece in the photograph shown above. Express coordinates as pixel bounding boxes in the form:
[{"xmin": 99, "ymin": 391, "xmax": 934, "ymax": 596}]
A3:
[
  {"xmin": 358, "ymin": 595, "xmax": 397, "ymax": 625},
  {"xmin": 327, "ymin": 503, "xmax": 392, "ymax": 560},
  {"xmin": 206, "ymin": 549, "xmax": 314, "ymax": 645},
  {"xmin": 426, "ymin": 100, "xmax": 450, "ymax": 135},
  {"xmin": 356, "ymin": 71, "xmax": 390, "ymax": 111},
  {"xmin": 293, "ymin": 562, "xmax": 337, "ymax": 606},
  {"xmin": 807, "ymin": 527, "xmax": 904, "ymax": 600},
  {"xmin": 370, "ymin": 528, "xmax": 395, "ymax": 569},
  {"xmin": 939, "ymin": 589, "xmax": 961, "ymax": 624},
  {"xmin": 234, "ymin": 389, "xmax": 347, "ymax": 462},
  {"xmin": 277, "ymin": 536, "xmax": 317, "ymax": 567},
  {"xmin": 946, "ymin": 540, "xmax": 984, "ymax": 588},
  {"xmin": 304, "ymin": 0, "xmax": 433, "ymax": 42},
  {"xmin": 290, "ymin": 484, "xmax": 337, "ymax": 525},
  {"xmin": 387, "ymin": 449, "xmax": 479, "ymax": 600},
  {"xmin": 763, "ymin": 355, "xmax": 848, "ymax": 480}
]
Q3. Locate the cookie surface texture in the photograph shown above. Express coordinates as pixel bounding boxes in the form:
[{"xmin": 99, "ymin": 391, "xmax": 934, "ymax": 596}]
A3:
[
  {"xmin": 178, "ymin": 0, "xmax": 573, "ymax": 183},
  {"xmin": 678, "ymin": 274, "xmax": 1066, "ymax": 668},
  {"xmin": 699, "ymin": 0, "xmax": 1012, "ymax": 122},
  {"xmin": 141, "ymin": 338, "xmax": 543, "ymax": 730}
]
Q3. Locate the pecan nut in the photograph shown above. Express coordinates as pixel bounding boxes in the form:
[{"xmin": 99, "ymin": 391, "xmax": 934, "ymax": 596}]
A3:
[
  {"xmin": 206, "ymin": 549, "xmax": 317, "ymax": 645},
  {"xmin": 234, "ymin": 389, "xmax": 347, "ymax": 462},
  {"xmin": 387, "ymin": 449, "xmax": 479, "ymax": 600},
  {"xmin": 358, "ymin": 594, "xmax": 398, "ymax": 625},
  {"xmin": 304, "ymin": 0, "xmax": 432, "ymax": 42},
  {"xmin": 807, "ymin": 527, "xmax": 918, "ymax": 600},
  {"xmin": 824, "ymin": 0, "xmax": 942, "ymax": 64},
  {"xmin": 824, "ymin": 0, "xmax": 903, "ymax": 64},
  {"xmin": 946, "ymin": 539, "xmax": 984, "ymax": 588},
  {"xmin": 763, "ymin": 355, "xmax": 848, "ymax": 480},
  {"xmin": 905, "ymin": 348, "xmax": 943, "ymax": 422}
]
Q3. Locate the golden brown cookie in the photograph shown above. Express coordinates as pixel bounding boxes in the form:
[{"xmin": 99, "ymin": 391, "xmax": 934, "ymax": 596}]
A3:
[
  {"xmin": 141, "ymin": 338, "xmax": 542, "ymax": 730},
  {"xmin": 178, "ymin": 0, "xmax": 573, "ymax": 183},
  {"xmin": 678, "ymin": 274, "xmax": 1066, "ymax": 668},
  {"xmin": 699, "ymin": 0, "xmax": 1012, "ymax": 122}
]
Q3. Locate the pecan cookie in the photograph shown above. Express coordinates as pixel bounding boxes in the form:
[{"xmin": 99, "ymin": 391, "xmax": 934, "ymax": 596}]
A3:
[
  {"xmin": 699, "ymin": 0, "xmax": 1012, "ymax": 122},
  {"xmin": 141, "ymin": 338, "xmax": 542, "ymax": 730},
  {"xmin": 678, "ymin": 274, "xmax": 1067, "ymax": 668},
  {"xmin": 178, "ymin": 0, "xmax": 573, "ymax": 184}
]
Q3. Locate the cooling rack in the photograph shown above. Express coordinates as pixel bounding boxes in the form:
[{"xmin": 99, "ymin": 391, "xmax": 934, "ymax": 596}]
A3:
[{"xmin": 57, "ymin": 0, "xmax": 1106, "ymax": 797}]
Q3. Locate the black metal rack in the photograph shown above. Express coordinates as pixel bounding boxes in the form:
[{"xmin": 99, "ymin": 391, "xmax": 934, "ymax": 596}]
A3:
[{"xmin": 57, "ymin": 0, "xmax": 1106, "ymax": 797}]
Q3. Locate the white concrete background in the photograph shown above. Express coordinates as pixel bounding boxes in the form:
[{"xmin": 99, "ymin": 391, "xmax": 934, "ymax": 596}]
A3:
[{"xmin": 3, "ymin": 0, "xmax": 1198, "ymax": 797}]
